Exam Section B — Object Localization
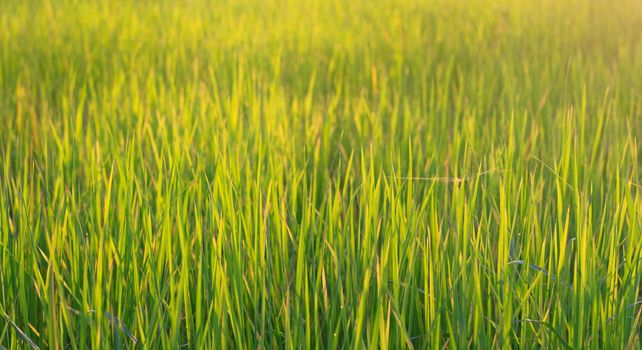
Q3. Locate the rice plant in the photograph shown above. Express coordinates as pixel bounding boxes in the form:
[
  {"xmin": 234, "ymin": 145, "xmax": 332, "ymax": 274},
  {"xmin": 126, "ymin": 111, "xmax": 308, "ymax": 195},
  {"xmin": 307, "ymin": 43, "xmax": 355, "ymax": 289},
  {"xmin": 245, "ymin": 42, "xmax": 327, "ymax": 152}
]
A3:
[{"xmin": 1, "ymin": 0, "xmax": 642, "ymax": 348}]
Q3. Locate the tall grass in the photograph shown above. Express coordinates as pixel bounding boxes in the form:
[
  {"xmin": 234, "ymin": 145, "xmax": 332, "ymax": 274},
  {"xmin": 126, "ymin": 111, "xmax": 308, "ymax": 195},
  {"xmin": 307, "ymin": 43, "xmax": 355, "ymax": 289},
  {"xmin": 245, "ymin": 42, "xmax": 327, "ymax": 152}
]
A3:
[{"xmin": 1, "ymin": 0, "xmax": 642, "ymax": 348}]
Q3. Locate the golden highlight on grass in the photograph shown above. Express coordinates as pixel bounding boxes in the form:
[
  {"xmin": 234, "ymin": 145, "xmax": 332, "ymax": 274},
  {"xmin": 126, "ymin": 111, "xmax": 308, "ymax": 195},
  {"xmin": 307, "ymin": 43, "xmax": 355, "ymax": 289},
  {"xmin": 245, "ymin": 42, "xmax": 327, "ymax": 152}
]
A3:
[{"xmin": 1, "ymin": 0, "xmax": 642, "ymax": 348}]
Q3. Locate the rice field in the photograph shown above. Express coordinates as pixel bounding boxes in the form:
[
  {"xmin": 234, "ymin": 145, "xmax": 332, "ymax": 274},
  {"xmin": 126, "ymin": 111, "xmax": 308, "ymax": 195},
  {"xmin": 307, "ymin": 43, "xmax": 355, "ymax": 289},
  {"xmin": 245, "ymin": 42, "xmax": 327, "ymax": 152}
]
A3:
[{"xmin": 2, "ymin": 0, "xmax": 642, "ymax": 348}]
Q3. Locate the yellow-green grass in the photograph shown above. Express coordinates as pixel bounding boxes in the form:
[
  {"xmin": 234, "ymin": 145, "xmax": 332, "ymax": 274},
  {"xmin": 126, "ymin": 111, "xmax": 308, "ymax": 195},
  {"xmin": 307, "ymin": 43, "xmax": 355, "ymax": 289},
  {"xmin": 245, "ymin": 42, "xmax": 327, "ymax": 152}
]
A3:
[{"xmin": 2, "ymin": 0, "xmax": 642, "ymax": 348}]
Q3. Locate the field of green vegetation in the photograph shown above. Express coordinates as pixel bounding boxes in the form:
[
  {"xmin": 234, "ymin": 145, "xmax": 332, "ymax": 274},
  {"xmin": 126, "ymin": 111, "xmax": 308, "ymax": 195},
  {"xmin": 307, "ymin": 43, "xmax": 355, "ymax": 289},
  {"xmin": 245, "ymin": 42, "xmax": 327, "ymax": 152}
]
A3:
[{"xmin": 2, "ymin": 0, "xmax": 642, "ymax": 348}]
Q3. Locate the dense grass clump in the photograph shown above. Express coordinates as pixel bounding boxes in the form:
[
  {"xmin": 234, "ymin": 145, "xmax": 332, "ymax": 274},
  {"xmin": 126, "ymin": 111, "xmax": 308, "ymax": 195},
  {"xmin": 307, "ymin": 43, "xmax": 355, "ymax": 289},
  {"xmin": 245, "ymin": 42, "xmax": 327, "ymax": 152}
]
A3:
[{"xmin": 2, "ymin": 0, "xmax": 642, "ymax": 348}]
